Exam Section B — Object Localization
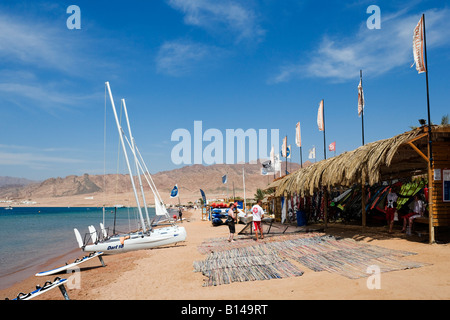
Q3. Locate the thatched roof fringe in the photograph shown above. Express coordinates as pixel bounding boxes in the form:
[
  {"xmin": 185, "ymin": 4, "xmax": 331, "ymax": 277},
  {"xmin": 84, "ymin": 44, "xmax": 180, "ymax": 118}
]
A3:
[{"xmin": 275, "ymin": 127, "xmax": 431, "ymax": 197}]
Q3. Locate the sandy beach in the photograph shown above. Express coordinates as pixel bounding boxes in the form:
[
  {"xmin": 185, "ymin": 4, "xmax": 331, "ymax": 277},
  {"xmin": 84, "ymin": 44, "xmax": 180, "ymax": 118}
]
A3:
[{"xmin": 1, "ymin": 209, "xmax": 449, "ymax": 302}]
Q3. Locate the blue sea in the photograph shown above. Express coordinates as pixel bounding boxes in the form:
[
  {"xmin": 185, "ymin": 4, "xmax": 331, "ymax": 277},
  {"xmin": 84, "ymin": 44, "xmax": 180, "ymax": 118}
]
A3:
[{"xmin": 0, "ymin": 206, "xmax": 157, "ymax": 290}]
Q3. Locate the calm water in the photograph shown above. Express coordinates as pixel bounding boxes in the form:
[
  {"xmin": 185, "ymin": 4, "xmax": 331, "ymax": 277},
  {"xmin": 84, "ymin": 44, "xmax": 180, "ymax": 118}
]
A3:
[{"xmin": 0, "ymin": 206, "xmax": 156, "ymax": 290}]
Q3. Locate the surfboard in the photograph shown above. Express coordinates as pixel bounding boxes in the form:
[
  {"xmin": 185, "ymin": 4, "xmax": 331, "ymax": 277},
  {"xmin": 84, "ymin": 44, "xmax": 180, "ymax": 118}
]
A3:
[
  {"xmin": 35, "ymin": 251, "xmax": 104, "ymax": 277},
  {"xmin": 10, "ymin": 277, "xmax": 69, "ymax": 300}
]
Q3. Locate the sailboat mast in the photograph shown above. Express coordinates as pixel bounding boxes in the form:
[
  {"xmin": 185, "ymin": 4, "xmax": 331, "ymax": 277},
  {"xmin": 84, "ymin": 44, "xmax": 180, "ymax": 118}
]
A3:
[
  {"xmin": 105, "ymin": 81, "xmax": 147, "ymax": 233},
  {"xmin": 122, "ymin": 99, "xmax": 152, "ymax": 229}
]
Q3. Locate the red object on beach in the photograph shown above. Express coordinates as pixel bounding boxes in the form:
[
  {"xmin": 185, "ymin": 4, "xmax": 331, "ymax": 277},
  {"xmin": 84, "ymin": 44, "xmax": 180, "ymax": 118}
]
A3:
[{"xmin": 173, "ymin": 215, "xmax": 177, "ymax": 219}]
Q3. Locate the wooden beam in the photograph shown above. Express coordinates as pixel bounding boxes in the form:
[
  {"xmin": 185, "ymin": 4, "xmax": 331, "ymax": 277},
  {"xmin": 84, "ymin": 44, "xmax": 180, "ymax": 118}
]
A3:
[
  {"xmin": 407, "ymin": 141, "xmax": 429, "ymax": 162},
  {"xmin": 406, "ymin": 132, "xmax": 428, "ymax": 144}
]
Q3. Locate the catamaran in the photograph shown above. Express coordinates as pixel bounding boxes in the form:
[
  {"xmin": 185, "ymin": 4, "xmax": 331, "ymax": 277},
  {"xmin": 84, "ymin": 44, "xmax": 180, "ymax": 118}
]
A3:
[{"xmin": 74, "ymin": 82, "xmax": 187, "ymax": 254}]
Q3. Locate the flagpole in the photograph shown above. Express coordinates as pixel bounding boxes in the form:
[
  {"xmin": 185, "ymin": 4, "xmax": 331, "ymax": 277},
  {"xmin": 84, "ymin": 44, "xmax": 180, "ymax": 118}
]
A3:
[
  {"xmin": 323, "ymin": 100, "xmax": 327, "ymax": 160},
  {"xmin": 360, "ymin": 70, "xmax": 365, "ymax": 146},
  {"xmin": 422, "ymin": 14, "xmax": 433, "ymax": 165},
  {"xmin": 285, "ymin": 136, "xmax": 288, "ymax": 175},
  {"xmin": 300, "ymin": 146, "xmax": 303, "ymax": 168},
  {"xmin": 422, "ymin": 13, "xmax": 435, "ymax": 243}
]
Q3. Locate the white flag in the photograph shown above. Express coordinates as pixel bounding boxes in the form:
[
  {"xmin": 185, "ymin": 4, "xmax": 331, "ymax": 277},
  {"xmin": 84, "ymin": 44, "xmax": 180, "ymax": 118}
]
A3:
[
  {"xmin": 412, "ymin": 15, "xmax": 426, "ymax": 74},
  {"xmin": 295, "ymin": 122, "xmax": 301, "ymax": 147},
  {"xmin": 358, "ymin": 79, "xmax": 364, "ymax": 117},
  {"xmin": 308, "ymin": 146, "xmax": 316, "ymax": 159},
  {"xmin": 281, "ymin": 136, "xmax": 287, "ymax": 158},
  {"xmin": 317, "ymin": 100, "xmax": 324, "ymax": 131},
  {"xmin": 270, "ymin": 145, "xmax": 274, "ymax": 165},
  {"xmin": 287, "ymin": 145, "xmax": 291, "ymax": 159}
]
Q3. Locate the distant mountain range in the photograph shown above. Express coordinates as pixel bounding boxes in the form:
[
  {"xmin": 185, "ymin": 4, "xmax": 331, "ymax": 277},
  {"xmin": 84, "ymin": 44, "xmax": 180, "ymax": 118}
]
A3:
[
  {"xmin": 0, "ymin": 176, "xmax": 38, "ymax": 188},
  {"xmin": 0, "ymin": 160, "xmax": 311, "ymax": 206}
]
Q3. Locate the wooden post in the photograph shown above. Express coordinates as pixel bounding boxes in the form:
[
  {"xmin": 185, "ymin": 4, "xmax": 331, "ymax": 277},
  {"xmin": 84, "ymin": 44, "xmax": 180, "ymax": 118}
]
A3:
[
  {"xmin": 426, "ymin": 127, "xmax": 435, "ymax": 243},
  {"xmin": 323, "ymin": 187, "xmax": 328, "ymax": 230},
  {"xmin": 361, "ymin": 183, "xmax": 366, "ymax": 229}
]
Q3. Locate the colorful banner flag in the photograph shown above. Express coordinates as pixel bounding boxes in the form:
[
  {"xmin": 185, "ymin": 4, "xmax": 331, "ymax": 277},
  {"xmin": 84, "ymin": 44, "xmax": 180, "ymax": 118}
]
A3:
[
  {"xmin": 412, "ymin": 15, "xmax": 426, "ymax": 74},
  {"xmin": 281, "ymin": 136, "xmax": 287, "ymax": 158},
  {"xmin": 170, "ymin": 184, "xmax": 178, "ymax": 198},
  {"xmin": 358, "ymin": 79, "xmax": 364, "ymax": 117},
  {"xmin": 328, "ymin": 141, "xmax": 336, "ymax": 152},
  {"xmin": 308, "ymin": 146, "xmax": 316, "ymax": 159},
  {"xmin": 287, "ymin": 145, "xmax": 291, "ymax": 158},
  {"xmin": 295, "ymin": 122, "xmax": 301, "ymax": 147},
  {"xmin": 200, "ymin": 189, "xmax": 206, "ymax": 204},
  {"xmin": 222, "ymin": 174, "xmax": 227, "ymax": 184},
  {"xmin": 317, "ymin": 100, "xmax": 324, "ymax": 131}
]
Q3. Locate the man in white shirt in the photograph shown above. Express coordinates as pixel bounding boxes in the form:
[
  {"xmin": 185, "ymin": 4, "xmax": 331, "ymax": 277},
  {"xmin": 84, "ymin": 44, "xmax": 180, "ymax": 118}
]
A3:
[
  {"xmin": 385, "ymin": 187, "xmax": 398, "ymax": 234},
  {"xmin": 251, "ymin": 200, "xmax": 265, "ymax": 241}
]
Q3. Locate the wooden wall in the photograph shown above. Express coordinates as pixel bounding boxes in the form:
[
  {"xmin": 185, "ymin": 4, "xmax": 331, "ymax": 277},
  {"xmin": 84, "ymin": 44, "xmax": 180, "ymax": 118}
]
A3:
[{"xmin": 431, "ymin": 140, "xmax": 450, "ymax": 227}]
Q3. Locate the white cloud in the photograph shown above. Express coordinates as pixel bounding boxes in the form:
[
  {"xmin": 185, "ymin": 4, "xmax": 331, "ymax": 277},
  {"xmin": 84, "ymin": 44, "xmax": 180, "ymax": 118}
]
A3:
[
  {"xmin": 155, "ymin": 39, "xmax": 223, "ymax": 76},
  {"xmin": 167, "ymin": 0, "xmax": 265, "ymax": 43},
  {"xmin": 0, "ymin": 82, "xmax": 99, "ymax": 115},
  {"xmin": 271, "ymin": 8, "xmax": 450, "ymax": 83}
]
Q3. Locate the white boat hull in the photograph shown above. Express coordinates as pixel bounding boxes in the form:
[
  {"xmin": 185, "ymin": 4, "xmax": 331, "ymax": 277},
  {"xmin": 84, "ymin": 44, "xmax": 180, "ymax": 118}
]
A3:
[{"xmin": 82, "ymin": 226, "xmax": 187, "ymax": 254}]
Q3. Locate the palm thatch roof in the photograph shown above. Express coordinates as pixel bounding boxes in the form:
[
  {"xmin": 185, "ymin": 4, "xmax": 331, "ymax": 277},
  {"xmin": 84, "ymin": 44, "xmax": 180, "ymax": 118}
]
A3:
[{"xmin": 275, "ymin": 125, "xmax": 449, "ymax": 197}]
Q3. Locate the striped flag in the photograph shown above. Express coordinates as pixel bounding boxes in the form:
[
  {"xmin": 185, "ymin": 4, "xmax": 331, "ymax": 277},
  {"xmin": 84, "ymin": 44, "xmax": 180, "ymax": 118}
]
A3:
[
  {"xmin": 412, "ymin": 15, "xmax": 426, "ymax": 73},
  {"xmin": 358, "ymin": 79, "xmax": 364, "ymax": 117},
  {"xmin": 295, "ymin": 122, "xmax": 301, "ymax": 147},
  {"xmin": 317, "ymin": 100, "xmax": 324, "ymax": 131}
]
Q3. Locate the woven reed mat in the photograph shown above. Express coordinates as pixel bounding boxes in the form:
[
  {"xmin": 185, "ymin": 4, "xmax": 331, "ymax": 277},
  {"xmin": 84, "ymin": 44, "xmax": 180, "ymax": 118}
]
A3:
[{"xmin": 194, "ymin": 233, "xmax": 429, "ymax": 286}]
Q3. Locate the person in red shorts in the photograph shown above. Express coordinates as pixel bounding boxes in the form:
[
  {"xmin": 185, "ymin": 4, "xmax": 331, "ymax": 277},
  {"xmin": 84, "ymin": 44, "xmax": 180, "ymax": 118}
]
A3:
[
  {"xmin": 251, "ymin": 200, "xmax": 265, "ymax": 241},
  {"xmin": 385, "ymin": 187, "xmax": 398, "ymax": 234}
]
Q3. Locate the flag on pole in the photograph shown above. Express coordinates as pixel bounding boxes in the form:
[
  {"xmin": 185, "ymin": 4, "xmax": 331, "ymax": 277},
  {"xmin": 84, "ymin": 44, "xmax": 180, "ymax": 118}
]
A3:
[
  {"xmin": 287, "ymin": 145, "xmax": 291, "ymax": 158},
  {"xmin": 170, "ymin": 184, "xmax": 179, "ymax": 198},
  {"xmin": 270, "ymin": 145, "xmax": 274, "ymax": 164},
  {"xmin": 412, "ymin": 15, "xmax": 426, "ymax": 74},
  {"xmin": 200, "ymin": 189, "xmax": 206, "ymax": 204},
  {"xmin": 281, "ymin": 136, "xmax": 287, "ymax": 158},
  {"xmin": 295, "ymin": 122, "xmax": 301, "ymax": 147},
  {"xmin": 328, "ymin": 141, "xmax": 336, "ymax": 152},
  {"xmin": 317, "ymin": 100, "xmax": 324, "ymax": 131},
  {"xmin": 308, "ymin": 146, "xmax": 316, "ymax": 159},
  {"xmin": 358, "ymin": 79, "xmax": 365, "ymax": 117},
  {"xmin": 222, "ymin": 174, "xmax": 227, "ymax": 184}
]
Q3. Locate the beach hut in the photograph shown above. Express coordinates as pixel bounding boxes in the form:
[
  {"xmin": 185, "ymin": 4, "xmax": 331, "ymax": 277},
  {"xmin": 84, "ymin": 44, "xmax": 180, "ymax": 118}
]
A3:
[{"xmin": 274, "ymin": 125, "xmax": 450, "ymax": 243}]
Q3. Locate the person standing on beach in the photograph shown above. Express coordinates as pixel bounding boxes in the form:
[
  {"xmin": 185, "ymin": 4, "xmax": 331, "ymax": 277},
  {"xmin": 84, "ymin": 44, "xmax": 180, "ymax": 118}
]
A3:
[
  {"xmin": 251, "ymin": 200, "xmax": 265, "ymax": 241},
  {"xmin": 227, "ymin": 203, "xmax": 237, "ymax": 242},
  {"xmin": 178, "ymin": 207, "xmax": 183, "ymax": 223},
  {"xmin": 385, "ymin": 187, "xmax": 398, "ymax": 234}
]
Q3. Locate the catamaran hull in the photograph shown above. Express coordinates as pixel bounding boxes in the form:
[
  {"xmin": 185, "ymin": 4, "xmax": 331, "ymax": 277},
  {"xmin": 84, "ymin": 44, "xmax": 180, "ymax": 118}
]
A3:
[{"xmin": 82, "ymin": 226, "xmax": 187, "ymax": 254}]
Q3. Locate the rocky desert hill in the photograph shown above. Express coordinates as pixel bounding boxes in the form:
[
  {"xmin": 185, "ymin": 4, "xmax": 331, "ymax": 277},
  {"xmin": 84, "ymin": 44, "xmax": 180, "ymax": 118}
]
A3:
[{"xmin": 0, "ymin": 161, "xmax": 310, "ymax": 207}]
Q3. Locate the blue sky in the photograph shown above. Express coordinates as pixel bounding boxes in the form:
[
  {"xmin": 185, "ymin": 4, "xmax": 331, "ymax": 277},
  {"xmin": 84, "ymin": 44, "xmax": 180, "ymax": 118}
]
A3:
[{"xmin": 0, "ymin": 0, "xmax": 449, "ymax": 181}]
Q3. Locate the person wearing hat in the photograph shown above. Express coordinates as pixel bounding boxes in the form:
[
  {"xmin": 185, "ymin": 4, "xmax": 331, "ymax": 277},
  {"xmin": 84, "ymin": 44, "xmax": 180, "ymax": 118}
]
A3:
[{"xmin": 227, "ymin": 202, "xmax": 237, "ymax": 242}]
